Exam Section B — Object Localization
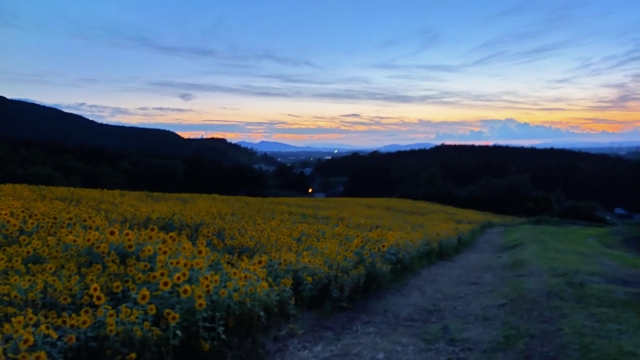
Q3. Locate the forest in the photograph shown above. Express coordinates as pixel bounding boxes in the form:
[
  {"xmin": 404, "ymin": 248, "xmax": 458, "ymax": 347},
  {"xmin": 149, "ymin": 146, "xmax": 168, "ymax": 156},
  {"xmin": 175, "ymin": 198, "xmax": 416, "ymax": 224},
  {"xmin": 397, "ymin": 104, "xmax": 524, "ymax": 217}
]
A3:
[{"xmin": 313, "ymin": 145, "xmax": 640, "ymax": 222}]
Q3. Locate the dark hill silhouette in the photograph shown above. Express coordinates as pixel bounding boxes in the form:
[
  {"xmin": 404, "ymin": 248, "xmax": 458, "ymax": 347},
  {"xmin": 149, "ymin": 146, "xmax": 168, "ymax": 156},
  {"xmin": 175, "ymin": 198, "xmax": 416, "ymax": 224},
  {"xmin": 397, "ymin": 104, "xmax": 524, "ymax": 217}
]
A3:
[
  {"xmin": 0, "ymin": 96, "xmax": 311, "ymax": 195},
  {"xmin": 314, "ymin": 145, "xmax": 640, "ymax": 220},
  {"xmin": 0, "ymin": 96, "xmax": 275, "ymax": 167}
]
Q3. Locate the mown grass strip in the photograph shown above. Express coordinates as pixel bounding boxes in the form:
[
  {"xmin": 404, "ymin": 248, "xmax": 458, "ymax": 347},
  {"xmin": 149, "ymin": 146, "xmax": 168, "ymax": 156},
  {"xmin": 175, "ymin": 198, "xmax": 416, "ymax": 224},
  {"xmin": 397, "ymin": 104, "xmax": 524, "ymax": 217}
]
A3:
[{"xmin": 495, "ymin": 225, "xmax": 640, "ymax": 360}]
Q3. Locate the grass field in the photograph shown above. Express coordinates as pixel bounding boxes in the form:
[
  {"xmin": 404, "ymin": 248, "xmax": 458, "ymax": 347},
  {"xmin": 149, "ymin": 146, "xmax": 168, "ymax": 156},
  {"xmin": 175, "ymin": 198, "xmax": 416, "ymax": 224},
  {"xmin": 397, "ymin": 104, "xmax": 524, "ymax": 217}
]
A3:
[{"xmin": 494, "ymin": 224, "xmax": 640, "ymax": 359}]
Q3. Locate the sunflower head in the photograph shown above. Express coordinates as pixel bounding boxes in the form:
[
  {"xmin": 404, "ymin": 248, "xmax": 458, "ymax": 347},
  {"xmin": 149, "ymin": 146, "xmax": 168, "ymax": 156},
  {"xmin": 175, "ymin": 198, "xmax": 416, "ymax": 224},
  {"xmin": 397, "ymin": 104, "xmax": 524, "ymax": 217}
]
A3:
[
  {"xmin": 137, "ymin": 288, "xmax": 151, "ymax": 305},
  {"xmin": 159, "ymin": 278, "xmax": 172, "ymax": 291},
  {"xmin": 93, "ymin": 293, "xmax": 106, "ymax": 306},
  {"xmin": 65, "ymin": 334, "xmax": 76, "ymax": 346},
  {"xmin": 179, "ymin": 285, "xmax": 192, "ymax": 298}
]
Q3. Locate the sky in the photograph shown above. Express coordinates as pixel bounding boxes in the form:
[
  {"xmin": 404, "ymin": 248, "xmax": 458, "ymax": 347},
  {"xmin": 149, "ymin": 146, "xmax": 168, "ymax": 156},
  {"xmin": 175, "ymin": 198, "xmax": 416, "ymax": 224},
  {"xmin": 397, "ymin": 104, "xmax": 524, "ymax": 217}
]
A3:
[{"xmin": 1, "ymin": 0, "xmax": 639, "ymax": 147}]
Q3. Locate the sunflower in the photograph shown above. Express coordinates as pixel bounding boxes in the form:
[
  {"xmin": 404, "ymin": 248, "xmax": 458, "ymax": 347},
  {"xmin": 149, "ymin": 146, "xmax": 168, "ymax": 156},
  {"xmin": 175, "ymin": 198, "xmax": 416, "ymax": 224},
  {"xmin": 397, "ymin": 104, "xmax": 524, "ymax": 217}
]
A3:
[
  {"xmin": 65, "ymin": 334, "xmax": 76, "ymax": 346},
  {"xmin": 106, "ymin": 326, "xmax": 117, "ymax": 336},
  {"xmin": 112, "ymin": 281, "xmax": 123, "ymax": 293},
  {"xmin": 203, "ymin": 284, "xmax": 213, "ymax": 294},
  {"xmin": 230, "ymin": 269, "xmax": 239, "ymax": 279},
  {"xmin": 89, "ymin": 283, "xmax": 101, "ymax": 295},
  {"xmin": 11, "ymin": 316, "xmax": 24, "ymax": 328},
  {"xmin": 142, "ymin": 245, "xmax": 154, "ymax": 256},
  {"xmin": 32, "ymin": 351, "xmax": 47, "ymax": 360},
  {"xmin": 137, "ymin": 288, "xmax": 151, "ymax": 305},
  {"xmin": 179, "ymin": 285, "xmax": 192, "ymax": 298},
  {"xmin": 219, "ymin": 289, "xmax": 228, "ymax": 298},
  {"xmin": 120, "ymin": 306, "xmax": 132, "ymax": 319},
  {"xmin": 93, "ymin": 292, "xmax": 106, "ymax": 306},
  {"xmin": 159, "ymin": 278, "xmax": 172, "ymax": 291},
  {"xmin": 172, "ymin": 273, "xmax": 183, "ymax": 284},
  {"xmin": 106, "ymin": 228, "xmax": 118, "ymax": 240},
  {"xmin": 168, "ymin": 313, "xmax": 179, "ymax": 325},
  {"xmin": 19, "ymin": 334, "xmax": 35, "ymax": 349},
  {"xmin": 201, "ymin": 340, "xmax": 210, "ymax": 351},
  {"xmin": 79, "ymin": 316, "xmax": 92, "ymax": 329},
  {"xmin": 195, "ymin": 299, "xmax": 206, "ymax": 310},
  {"xmin": 147, "ymin": 304, "xmax": 157, "ymax": 315}
]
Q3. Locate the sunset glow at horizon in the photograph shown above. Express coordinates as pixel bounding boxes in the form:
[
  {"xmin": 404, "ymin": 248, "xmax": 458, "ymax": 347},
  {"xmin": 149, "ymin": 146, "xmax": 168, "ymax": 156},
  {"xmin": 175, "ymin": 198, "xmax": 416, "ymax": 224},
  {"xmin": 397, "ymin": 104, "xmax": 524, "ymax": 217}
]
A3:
[{"xmin": 1, "ymin": 1, "xmax": 638, "ymax": 146}]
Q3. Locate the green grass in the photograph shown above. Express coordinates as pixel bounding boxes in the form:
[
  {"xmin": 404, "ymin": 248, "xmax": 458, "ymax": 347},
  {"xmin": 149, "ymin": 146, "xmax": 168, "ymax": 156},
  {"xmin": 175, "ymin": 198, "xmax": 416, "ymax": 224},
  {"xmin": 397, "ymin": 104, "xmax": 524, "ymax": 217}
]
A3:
[{"xmin": 497, "ymin": 224, "xmax": 640, "ymax": 359}]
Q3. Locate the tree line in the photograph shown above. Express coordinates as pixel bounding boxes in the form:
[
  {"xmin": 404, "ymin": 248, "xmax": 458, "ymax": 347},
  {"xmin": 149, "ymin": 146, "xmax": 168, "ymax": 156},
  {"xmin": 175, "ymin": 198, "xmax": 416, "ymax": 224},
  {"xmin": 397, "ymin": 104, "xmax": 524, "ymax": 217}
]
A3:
[
  {"xmin": 0, "ymin": 137, "xmax": 309, "ymax": 196},
  {"xmin": 313, "ymin": 145, "xmax": 640, "ymax": 222}
]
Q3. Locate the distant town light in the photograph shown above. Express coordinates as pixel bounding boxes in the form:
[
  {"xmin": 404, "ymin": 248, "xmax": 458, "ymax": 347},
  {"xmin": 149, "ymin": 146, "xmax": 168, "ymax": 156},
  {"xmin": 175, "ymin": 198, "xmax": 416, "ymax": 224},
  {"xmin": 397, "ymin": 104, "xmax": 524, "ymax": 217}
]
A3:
[{"xmin": 308, "ymin": 188, "xmax": 313, "ymax": 193}]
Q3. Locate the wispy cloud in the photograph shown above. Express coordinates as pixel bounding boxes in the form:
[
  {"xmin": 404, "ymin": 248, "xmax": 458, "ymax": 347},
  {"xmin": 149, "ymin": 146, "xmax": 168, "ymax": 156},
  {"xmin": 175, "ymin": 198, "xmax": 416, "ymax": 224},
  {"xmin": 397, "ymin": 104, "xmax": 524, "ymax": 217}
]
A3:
[
  {"xmin": 16, "ymin": 99, "xmax": 197, "ymax": 123},
  {"xmin": 177, "ymin": 93, "xmax": 196, "ymax": 102},
  {"xmin": 74, "ymin": 24, "xmax": 321, "ymax": 69},
  {"xmin": 377, "ymin": 28, "xmax": 441, "ymax": 59}
]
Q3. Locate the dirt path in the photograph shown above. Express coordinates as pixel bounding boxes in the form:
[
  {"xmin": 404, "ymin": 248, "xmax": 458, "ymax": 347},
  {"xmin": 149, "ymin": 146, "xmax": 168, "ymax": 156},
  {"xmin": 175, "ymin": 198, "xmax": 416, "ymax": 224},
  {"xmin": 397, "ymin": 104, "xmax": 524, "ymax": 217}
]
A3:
[{"xmin": 267, "ymin": 227, "xmax": 508, "ymax": 360}]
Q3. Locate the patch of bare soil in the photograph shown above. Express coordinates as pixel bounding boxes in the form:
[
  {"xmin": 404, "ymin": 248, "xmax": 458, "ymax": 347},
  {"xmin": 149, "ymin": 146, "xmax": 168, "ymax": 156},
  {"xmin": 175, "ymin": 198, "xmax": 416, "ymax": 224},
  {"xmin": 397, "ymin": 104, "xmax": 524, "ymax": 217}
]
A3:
[{"xmin": 266, "ymin": 228, "xmax": 509, "ymax": 360}]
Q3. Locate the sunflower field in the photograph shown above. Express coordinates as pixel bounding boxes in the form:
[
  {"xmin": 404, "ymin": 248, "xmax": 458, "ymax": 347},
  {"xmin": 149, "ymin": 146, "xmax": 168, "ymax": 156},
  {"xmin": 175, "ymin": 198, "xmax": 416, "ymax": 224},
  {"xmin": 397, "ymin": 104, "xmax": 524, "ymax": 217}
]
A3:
[{"xmin": 0, "ymin": 184, "xmax": 513, "ymax": 359}]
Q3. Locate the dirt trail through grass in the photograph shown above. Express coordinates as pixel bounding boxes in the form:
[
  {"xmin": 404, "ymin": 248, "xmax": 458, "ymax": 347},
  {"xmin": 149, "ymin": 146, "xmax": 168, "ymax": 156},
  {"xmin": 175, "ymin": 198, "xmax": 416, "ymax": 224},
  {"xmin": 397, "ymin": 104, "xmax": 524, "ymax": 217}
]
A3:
[{"xmin": 268, "ymin": 228, "xmax": 508, "ymax": 360}]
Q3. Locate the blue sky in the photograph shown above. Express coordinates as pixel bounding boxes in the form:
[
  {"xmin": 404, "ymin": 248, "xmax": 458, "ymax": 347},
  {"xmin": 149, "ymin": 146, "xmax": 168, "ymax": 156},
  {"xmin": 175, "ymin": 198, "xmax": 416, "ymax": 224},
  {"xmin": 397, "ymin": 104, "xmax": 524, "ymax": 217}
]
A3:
[{"xmin": 1, "ymin": 0, "xmax": 639, "ymax": 146}]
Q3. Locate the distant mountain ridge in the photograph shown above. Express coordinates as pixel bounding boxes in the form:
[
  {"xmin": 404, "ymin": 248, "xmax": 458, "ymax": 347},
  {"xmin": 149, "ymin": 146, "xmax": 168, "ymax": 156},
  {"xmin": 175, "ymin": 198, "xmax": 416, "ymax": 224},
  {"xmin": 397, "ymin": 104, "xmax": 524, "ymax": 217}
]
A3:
[
  {"xmin": 237, "ymin": 140, "xmax": 436, "ymax": 152},
  {"xmin": 237, "ymin": 139, "xmax": 639, "ymax": 155},
  {"xmin": 236, "ymin": 141, "xmax": 341, "ymax": 152},
  {"xmin": 0, "ymin": 96, "xmax": 274, "ymax": 167}
]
